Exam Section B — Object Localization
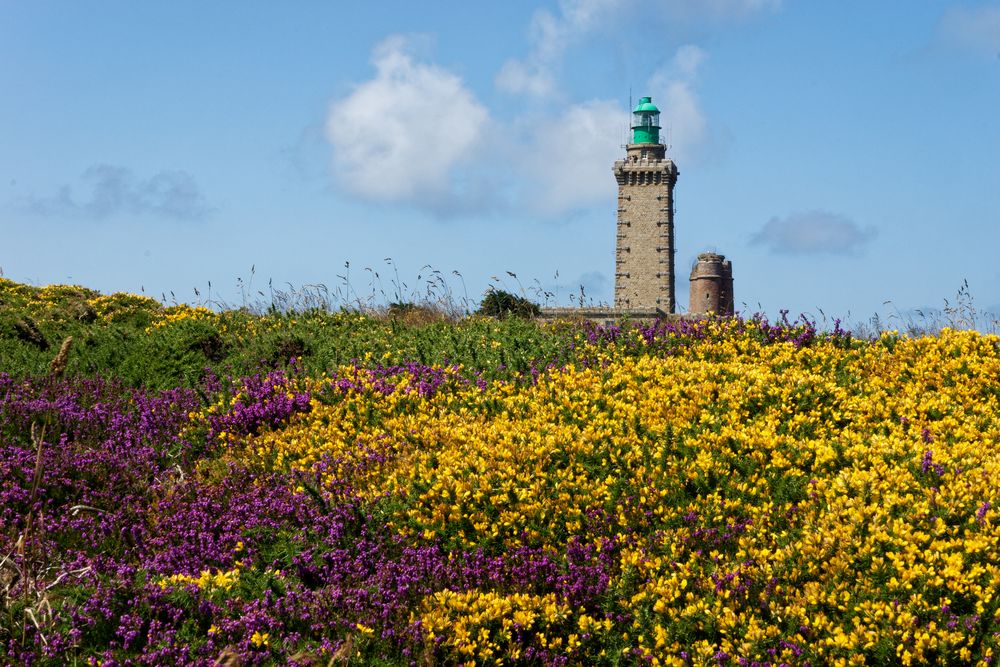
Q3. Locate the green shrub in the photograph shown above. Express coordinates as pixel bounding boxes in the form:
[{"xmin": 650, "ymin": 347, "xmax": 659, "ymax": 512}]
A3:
[{"xmin": 476, "ymin": 289, "xmax": 540, "ymax": 319}]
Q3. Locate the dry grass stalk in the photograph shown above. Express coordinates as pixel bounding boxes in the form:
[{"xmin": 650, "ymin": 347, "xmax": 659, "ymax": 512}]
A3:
[
  {"xmin": 212, "ymin": 647, "xmax": 245, "ymax": 666},
  {"xmin": 18, "ymin": 422, "xmax": 47, "ymax": 563},
  {"xmin": 0, "ymin": 551, "xmax": 18, "ymax": 604},
  {"xmin": 48, "ymin": 336, "xmax": 73, "ymax": 379},
  {"xmin": 330, "ymin": 633, "xmax": 354, "ymax": 663},
  {"xmin": 5, "ymin": 339, "xmax": 76, "ymax": 648},
  {"xmin": 24, "ymin": 607, "xmax": 47, "ymax": 646}
]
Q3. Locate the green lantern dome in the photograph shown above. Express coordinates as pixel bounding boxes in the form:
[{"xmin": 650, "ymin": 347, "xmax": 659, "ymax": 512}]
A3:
[{"xmin": 631, "ymin": 96, "xmax": 661, "ymax": 145}]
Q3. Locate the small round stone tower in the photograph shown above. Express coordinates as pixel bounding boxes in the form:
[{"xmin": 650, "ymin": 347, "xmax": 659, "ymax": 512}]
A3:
[{"xmin": 689, "ymin": 252, "xmax": 734, "ymax": 316}]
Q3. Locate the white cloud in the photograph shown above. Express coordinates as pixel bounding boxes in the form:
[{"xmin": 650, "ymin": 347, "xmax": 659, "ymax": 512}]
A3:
[
  {"xmin": 494, "ymin": 60, "xmax": 556, "ymax": 97},
  {"xmin": 664, "ymin": 0, "xmax": 781, "ymax": 20},
  {"xmin": 937, "ymin": 5, "xmax": 1000, "ymax": 56},
  {"xmin": 326, "ymin": 36, "xmax": 489, "ymax": 206},
  {"xmin": 519, "ymin": 100, "xmax": 624, "ymax": 213},
  {"xmin": 751, "ymin": 211, "xmax": 876, "ymax": 255},
  {"xmin": 20, "ymin": 165, "xmax": 213, "ymax": 221},
  {"xmin": 495, "ymin": 0, "xmax": 626, "ymax": 96},
  {"xmin": 671, "ymin": 44, "xmax": 707, "ymax": 78},
  {"xmin": 648, "ymin": 45, "xmax": 708, "ymax": 163},
  {"xmin": 510, "ymin": 43, "xmax": 715, "ymax": 210},
  {"xmin": 329, "ymin": 35, "xmax": 626, "ymax": 216},
  {"xmin": 496, "ymin": 0, "xmax": 778, "ymax": 97},
  {"xmin": 328, "ymin": 16, "xmax": 757, "ymax": 217},
  {"xmin": 660, "ymin": 80, "xmax": 707, "ymax": 162}
]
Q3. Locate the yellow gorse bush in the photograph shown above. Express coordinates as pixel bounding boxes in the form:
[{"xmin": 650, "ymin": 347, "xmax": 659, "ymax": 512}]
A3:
[
  {"xmin": 416, "ymin": 589, "xmax": 573, "ymax": 662},
  {"xmin": 145, "ymin": 304, "xmax": 218, "ymax": 331},
  {"xmin": 157, "ymin": 565, "xmax": 241, "ymax": 592},
  {"xmin": 197, "ymin": 321, "xmax": 1000, "ymax": 664}
]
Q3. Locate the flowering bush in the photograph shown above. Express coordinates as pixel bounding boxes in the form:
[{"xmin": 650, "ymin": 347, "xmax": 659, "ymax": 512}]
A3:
[{"xmin": 2, "ymin": 308, "xmax": 999, "ymax": 665}]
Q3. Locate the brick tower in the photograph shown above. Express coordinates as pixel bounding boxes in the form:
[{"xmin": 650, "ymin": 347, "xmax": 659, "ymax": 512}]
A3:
[
  {"xmin": 613, "ymin": 96, "xmax": 679, "ymax": 312},
  {"xmin": 689, "ymin": 252, "xmax": 734, "ymax": 316}
]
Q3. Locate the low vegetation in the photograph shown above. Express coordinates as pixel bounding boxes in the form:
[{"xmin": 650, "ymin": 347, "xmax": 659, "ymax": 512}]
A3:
[{"xmin": 2, "ymin": 277, "xmax": 999, "ymax": 665}]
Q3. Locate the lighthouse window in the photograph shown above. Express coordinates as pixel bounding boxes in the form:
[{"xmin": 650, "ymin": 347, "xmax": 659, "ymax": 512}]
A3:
[{"xmin": 633, "ymin": 113, "xmax": 660, "ymax": 127}]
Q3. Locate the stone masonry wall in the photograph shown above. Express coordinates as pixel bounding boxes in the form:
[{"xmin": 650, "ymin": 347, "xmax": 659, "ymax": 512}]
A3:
[{"xmin": 614, "ymin": 144, "xmax": 678, "ymax": 312}]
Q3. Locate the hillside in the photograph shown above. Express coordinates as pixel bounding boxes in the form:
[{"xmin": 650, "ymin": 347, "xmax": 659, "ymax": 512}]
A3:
[
  {"xmin": 2, "ymin": 278, "xmax": 999, "ymax": 665},
  {"xmin": 0, "ymin": 278, "xmax": 565, "ymax": 388}
]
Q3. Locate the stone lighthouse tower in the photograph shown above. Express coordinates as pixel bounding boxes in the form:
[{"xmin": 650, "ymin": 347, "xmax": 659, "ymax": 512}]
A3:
[{"xmin": 613, "ymin": 96, "xmax": 679, "ymax": 312}]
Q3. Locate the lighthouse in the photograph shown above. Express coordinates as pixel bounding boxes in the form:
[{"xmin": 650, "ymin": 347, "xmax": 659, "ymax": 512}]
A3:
[{"xmin": 613, "ymin": 96, "xmax": 679, "ymax": 312}]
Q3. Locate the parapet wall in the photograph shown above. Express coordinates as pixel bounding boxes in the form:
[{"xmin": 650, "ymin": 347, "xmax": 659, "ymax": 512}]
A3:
[{"xmin": 536, "ymin": 307, "xmax": 676, "ymax": 327}]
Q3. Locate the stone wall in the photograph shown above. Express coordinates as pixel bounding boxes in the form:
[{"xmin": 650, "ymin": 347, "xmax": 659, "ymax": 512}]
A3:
[{"xmin": 536, "ymin": 306, "xmax": 670, "ymax": 327}]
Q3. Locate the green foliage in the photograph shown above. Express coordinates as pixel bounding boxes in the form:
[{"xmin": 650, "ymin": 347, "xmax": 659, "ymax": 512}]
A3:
[
  {"xmin": 477, "ymin": 288, "xmax": 541, "ymax": 319},
  {"xmin": 0, "ymin": 278, "xmax": 568, "ymax": 388}
]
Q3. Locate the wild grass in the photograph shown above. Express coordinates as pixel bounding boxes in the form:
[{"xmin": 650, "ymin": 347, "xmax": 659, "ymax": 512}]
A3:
[
  {"xmin": 0, "ymin": 272, "xmax": 568, "ymax": 389},
  {"xmin": 736, "ymin": 280, "xmax": 1000, "ymax": 340},
  {"xmin": 3, "ymin": 264, "xmax": 995, "ymax": 390},
  {"xmin": 198, "ymin": 260, "xmax": 483, "ymax": 318},
  {"xmin": 2, "ymin": 336, "xmax": 75, "ymax": 655}
]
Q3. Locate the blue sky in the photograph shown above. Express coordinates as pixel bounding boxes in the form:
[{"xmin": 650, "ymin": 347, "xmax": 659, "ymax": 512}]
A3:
[{"xmin": 3, "ymin": 1, "xmax": 999, "ymax": 324}]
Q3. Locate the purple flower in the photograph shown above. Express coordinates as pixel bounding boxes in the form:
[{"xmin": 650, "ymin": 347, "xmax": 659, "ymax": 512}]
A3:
[{"xmin": 921, "ymin": 450, "xmax": 945, "ymax": 477}]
